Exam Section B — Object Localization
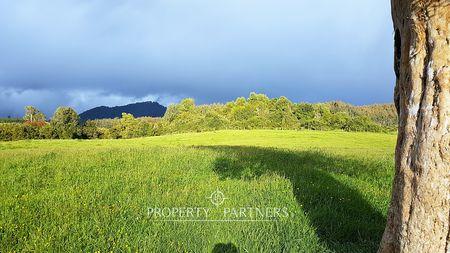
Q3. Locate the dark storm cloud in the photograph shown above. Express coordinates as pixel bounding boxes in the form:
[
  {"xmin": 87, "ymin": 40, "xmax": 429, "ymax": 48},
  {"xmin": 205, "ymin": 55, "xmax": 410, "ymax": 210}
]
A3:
[{"xmin": 0, "ymin": 0, "xmax": 395, "ymax": 117}]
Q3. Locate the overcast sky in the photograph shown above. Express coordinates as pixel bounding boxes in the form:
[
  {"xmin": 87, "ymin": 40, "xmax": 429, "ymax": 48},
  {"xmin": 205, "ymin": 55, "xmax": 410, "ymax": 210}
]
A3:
[{"xmin": 0, "ymin": 0, "xmax": 395, "ymax": 117}]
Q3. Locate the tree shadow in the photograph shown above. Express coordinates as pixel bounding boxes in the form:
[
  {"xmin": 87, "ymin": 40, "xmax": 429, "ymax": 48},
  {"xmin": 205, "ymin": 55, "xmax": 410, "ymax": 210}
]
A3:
[
  {"xmin": 199, "ymin": 146, "xmax": 387, "ymax": 252},
  {"xmin": 211, "ymin": 242, "xmax": 239, "ymax": 253}
]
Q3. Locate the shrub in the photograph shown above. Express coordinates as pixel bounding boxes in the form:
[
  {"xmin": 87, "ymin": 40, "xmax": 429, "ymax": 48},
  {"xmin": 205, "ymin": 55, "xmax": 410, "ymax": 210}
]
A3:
[
  {"xmin": 39, "ymin": 124, "xmax": 55, "ymax": 139},
  {"xmin": 81, "ymin": 121, "xmax": 103, "ymax": 139},
  {"xmin": 0, "ymin": 123, "xmax": 15, "ymax": 141}
]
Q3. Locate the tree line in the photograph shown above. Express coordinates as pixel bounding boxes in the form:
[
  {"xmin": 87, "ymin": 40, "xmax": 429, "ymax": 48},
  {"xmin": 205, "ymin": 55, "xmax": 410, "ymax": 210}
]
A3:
[{"xmin": 0, "ymin": 93, "xmax": 397, "ymax": 141}]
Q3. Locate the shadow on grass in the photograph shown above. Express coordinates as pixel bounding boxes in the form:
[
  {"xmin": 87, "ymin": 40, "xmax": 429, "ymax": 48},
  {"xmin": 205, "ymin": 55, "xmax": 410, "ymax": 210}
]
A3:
[
  {"xmin": 211, "ymin": 242, "xmax": 238, "ymax": 253},
  {"xmin": 199, "ymin": 146, "xmax": 387, "ymax": 252}
]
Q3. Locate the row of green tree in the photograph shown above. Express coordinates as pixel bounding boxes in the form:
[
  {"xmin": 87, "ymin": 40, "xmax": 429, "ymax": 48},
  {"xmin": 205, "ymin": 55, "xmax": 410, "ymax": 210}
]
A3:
[
  {"xmin": 0, "ymin": 106, "xmax": 80, "ymax": 141},
  {"xmin": 0, "ymin": 106, "xmax": 157, "ymax": 141},
  {"xmin": 0, "ymin": 93, "xmax": 397, "ymax": 141},
  {"xmin": 158, "ymin": 93, "xmax": 396, "ymax": 134}
]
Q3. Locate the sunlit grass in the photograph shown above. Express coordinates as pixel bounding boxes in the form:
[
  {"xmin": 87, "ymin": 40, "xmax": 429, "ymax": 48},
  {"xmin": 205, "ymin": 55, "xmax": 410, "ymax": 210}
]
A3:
[{"xmin": 0, "ymin": 130, "xmax": 396, "ymax": 252}]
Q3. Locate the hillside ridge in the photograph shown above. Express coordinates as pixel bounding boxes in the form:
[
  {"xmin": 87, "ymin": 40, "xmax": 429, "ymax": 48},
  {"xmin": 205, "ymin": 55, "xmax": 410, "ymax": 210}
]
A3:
[{"xmin": 79, "ymin": 101, "xmax": 166, "ymax": 121}]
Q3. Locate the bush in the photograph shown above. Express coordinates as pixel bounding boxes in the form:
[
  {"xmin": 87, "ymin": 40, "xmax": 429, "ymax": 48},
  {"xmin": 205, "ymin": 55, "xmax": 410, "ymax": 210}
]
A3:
[
  {"xmin": 343, "ymin": 116, "xmax": 385, "ymax": 132},
  {"xmin": 81, "ymin": 121, "xmax": 104, "ymax": 139},
  {"xmin": 39, "ymin": 124, "xmax": 55, "ymax": 139},
  {"xmin": 0, "ymin": 123, "xmax": 51, "ymax": 141},
  {"xmin": 108, "ymin": 113, "xmax": 153, "ymax": 139},
  {"xmin": 0, "ymin": 123, "xmax": 16, "ymax": 141}
]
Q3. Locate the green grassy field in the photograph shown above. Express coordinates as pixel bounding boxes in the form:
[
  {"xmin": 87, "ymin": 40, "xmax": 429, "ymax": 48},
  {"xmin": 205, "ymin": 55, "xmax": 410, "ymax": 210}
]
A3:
[{"xmin": 0, "ymin": 130, "xmax": 396, "ymax": 252}]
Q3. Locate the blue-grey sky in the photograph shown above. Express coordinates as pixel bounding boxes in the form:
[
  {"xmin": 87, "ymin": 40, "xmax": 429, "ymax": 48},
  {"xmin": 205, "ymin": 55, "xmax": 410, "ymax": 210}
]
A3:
[{"xmin": 0, "ymin": 0, "xmax": 395, "ymax": 117}]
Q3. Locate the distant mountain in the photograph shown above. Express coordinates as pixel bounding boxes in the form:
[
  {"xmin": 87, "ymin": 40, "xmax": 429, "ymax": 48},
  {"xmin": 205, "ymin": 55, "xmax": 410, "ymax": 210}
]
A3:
[{"xmin": 80, "ymin": 101, "xmax": 167, "ymax": 122}]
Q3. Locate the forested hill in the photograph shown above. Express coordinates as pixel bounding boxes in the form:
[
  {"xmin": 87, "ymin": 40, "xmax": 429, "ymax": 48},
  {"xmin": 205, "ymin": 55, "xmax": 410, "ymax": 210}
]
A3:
[{"xmin": 79, "ymin": 101, "xmax": 166, "ymax": 122}]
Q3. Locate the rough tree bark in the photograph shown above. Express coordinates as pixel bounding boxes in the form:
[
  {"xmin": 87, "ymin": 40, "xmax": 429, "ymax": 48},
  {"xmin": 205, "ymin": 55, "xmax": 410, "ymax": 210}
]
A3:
[{"xmin": 379, "ymin": 0, "xmax": 449, "ymax": 252}]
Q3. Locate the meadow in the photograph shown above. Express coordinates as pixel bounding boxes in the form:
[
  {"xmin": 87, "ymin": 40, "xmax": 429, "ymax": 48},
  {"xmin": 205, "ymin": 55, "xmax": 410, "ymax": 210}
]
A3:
[{"xmin": 0, "ymin": 130, "xmax": 396, "ymax": 252}]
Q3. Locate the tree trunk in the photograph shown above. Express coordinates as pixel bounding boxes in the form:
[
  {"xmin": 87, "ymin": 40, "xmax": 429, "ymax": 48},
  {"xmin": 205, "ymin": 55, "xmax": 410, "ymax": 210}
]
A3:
[{"xmin": 379, "ymin": 0, "xmax": 449, "ymax": 252}]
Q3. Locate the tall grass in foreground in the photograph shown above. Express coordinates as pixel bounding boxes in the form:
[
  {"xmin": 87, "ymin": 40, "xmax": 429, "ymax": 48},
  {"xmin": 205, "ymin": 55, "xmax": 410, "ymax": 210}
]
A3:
[{"xmin": 0, "ymin": 130, "xmax": 396, "ymax": 252}]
